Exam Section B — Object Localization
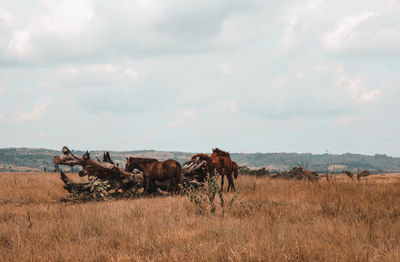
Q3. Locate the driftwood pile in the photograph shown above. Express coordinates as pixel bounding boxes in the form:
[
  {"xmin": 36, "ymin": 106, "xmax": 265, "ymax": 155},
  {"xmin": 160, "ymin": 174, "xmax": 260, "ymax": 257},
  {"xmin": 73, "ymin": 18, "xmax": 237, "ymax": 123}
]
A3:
[
  {"xmin": 271, "ymin": 166, "xmax": 319, "ymax": 181},
  {"xmin": 54, "ymin": 146, "xmax": 212, "ymax": 201},
  {"xmin": 344, "ymin": 169, "xmax": 371, "ymax": 181}
]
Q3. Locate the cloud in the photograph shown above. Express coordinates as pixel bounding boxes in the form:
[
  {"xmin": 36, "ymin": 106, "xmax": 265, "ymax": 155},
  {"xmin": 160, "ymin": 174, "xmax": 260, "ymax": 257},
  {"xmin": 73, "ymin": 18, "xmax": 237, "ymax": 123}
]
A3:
[
  {"xmin": 6, "ymin": 30, "xmax": 32, "ymax": 58},
  {"xmin": 59, "ymin": 63, "xmax": 138, "ymax": 77},
  {"xmin": 169, "ymin": 109, "xmax": 198, "ymax": 128},
  {"xmin": 0, "ymin": 1, "xmax": 399, "ymax": 155},
  {"xmin": 324, "ymin": 5, "xmax": 400, "ymax": 55},
  {"xmin": 169, "ymin": 117, "xmax": 185, "ymax": 128},
  {"xmin": 0, "ymin": 0, "xmax": 274, "ymax": 66},
  {"xmin": 335, "ymin": 117, "xmax": 356, "ymax": 124},
  {"xmin": 15, "ymin": 99, "xmax": 53, "ymax": 122},
  {"xmin": 336, "ymin": 74, "xmax": 363, "ymax": 97},
  {"xmin": 86, "ymin": 64, "xmax": 138, "ymax": 79},
  {"xmin": 223, "ymin": 100, "xmax": 238, "ymax": 113},
  {"xmin": 0, "ymin": 114, "xmax": 5, "ymax": 124},
  {"xmin": 324, "ymin": 12, "xmax": 376, "ymax": 52},
  {"xmin": 38, "ymin": 131, "xmax": 48, "ymax": 138},
  {"xmin": 357, "ymin": 89, "xmax": 380, "ymax": 103}
]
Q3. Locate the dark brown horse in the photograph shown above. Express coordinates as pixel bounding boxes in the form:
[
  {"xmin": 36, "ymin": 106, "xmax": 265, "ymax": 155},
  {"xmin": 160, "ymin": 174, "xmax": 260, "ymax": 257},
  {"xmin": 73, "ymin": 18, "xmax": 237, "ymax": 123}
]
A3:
[
  {"xmin": 125, "ymin": 157, "xmax": 182, "ymax": 194},
  {"xmin": 211, "ymin": 148, "xmax": 235, "ymax": 192}
]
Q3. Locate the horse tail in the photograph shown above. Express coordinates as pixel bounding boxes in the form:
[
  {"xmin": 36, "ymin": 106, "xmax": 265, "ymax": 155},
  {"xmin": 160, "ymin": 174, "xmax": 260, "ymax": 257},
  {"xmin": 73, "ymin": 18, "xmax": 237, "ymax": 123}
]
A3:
[
  {"xmin": 175, "ymin": 161, "xmax": 182, "ymax": 186},
  {"xmin": 233, "ymin": 162, "xmax": 238, "ymax": 179}
]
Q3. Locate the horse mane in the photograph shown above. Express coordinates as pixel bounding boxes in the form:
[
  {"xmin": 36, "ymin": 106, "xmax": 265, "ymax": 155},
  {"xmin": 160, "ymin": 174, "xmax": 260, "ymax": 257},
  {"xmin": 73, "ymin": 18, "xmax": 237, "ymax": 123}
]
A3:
[
  {"xmin": 212, "ymin": 148, "xmax": 230, "ymax": 157},
  {"xmin": 191, "ymin": 153, "xmax": 211, "ymax": 161}
]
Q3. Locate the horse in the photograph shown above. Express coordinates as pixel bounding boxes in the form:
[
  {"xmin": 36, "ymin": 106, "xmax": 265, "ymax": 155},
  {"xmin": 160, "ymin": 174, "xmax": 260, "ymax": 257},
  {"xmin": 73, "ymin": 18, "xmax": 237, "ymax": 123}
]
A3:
[
  {"xmin": 211, "ymin": 148, "xmax": 235, "ymax": 192},
  {"xmin": 125, "ymin": 157, "xmax": 182, "ymax": 194}
]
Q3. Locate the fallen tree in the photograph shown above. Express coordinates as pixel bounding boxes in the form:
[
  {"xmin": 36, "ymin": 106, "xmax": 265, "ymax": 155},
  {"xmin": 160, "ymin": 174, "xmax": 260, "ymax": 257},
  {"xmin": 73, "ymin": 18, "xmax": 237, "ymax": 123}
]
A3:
[
  {"xmin": 343, "ymin": 169, "xmax": 371, "ymax": 181},
  {"xmin": 54, "ymin": 146, "xmax": 213, "ymax": 200},
  {"xmin": 271, "ymin": 166, "xmax": 319, "ymax": 181},
  {"xmin": 54, "ymin": 146, "xmax": 143, "ymax": 200}
]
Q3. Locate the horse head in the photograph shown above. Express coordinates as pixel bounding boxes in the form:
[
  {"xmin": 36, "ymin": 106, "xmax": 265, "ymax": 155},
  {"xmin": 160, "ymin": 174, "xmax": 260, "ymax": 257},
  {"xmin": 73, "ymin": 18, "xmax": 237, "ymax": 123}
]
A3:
[
  {"xmin": 125, "ymin": 157, "xmax": 134, "ymax": 172},
  {"xmin": 125, "ymin": 157, "xmax": 157, "ymax": 172}
]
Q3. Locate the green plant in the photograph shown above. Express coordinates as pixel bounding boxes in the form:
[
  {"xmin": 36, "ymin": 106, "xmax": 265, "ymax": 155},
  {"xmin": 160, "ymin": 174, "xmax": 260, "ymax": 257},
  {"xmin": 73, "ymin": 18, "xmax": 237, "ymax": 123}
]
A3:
[{"xmin": 184, "ymin": 175, "xmax": 239, "ymax": 216}]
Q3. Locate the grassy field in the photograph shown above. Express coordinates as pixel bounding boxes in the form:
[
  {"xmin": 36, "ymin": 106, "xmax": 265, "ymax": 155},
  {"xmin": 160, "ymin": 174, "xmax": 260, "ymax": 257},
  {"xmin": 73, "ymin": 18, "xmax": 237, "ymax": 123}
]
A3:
[{"xmin": 1, "ymin": 172, "xmax": 400, "ymax": 261}]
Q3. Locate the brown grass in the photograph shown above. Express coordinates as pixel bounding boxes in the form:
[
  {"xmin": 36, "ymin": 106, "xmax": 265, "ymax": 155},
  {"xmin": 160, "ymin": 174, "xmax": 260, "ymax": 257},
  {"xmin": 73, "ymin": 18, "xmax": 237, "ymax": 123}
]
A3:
[{"xmin": 1, "ymin": 172, "xmax": 400, "ymax": 261}]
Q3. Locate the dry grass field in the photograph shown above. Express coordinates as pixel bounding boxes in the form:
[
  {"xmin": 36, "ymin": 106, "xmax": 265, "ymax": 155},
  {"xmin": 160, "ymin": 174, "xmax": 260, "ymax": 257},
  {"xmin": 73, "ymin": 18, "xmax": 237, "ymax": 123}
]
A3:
[{"xmin": 1, "ymin": 172, "xmax": 400, "ymax": 261}]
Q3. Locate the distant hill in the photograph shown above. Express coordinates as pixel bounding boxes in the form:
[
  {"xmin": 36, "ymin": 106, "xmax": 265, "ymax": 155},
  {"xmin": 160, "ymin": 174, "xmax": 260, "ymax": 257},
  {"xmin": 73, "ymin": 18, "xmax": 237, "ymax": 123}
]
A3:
[{"xmin": 0, "ymin": 147, "xmax": 399, "ymax": 173}]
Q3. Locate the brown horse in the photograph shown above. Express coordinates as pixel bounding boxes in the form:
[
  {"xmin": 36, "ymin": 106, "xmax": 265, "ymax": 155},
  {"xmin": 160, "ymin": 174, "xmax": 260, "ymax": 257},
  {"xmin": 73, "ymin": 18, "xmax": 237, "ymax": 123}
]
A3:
[
  {"xmin": 211, "ymin": 148, "xmax": 235, "ymax": 192},
  {"xmin": 125, "ymin": 157, "xmax": 182, "ymax": 194}
]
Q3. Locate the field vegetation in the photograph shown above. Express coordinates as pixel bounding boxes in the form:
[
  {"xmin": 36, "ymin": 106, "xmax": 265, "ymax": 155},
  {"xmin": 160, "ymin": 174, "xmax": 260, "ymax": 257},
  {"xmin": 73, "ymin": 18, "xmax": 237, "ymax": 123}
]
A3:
[
  {"xmin": 1, "ymin": 172, "xmax": 400, "ymax": 261},
  {"xmin": 1, "ymin": 147, "xmax": 400, "ymax": 173}
]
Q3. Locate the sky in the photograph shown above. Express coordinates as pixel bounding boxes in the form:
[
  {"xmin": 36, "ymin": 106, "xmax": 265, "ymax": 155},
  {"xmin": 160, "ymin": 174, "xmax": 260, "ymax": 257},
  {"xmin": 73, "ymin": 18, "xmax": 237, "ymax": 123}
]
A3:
[{"xmin": 0, "ymin": 0, "xmax": 399, "ymax": 155}]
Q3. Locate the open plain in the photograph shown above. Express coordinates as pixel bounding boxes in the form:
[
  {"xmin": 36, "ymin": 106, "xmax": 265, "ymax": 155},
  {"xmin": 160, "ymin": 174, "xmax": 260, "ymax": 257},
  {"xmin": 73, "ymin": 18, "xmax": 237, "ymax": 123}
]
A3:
[{"xmin": 1, "ymin": 172, "xmax": 400, "ymax": 261}]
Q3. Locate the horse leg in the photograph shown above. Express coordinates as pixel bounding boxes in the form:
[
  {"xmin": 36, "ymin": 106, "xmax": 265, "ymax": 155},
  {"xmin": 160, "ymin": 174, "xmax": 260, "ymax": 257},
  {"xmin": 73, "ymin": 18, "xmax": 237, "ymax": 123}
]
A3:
[
  {"xmin": 172, "ymin": 169, "xmax": 180, "ymax": 193},
  {"xmin": 143, "ymin": 175, "xmax": 152, "ymax": 195},
  {"xmin": 227, "ymin": 174, "xmax": 235, "ymax": 192},
  {"xmin": 220, "ymin": 171, "xmax": 224, "ymax": 191},
  {"xmin": 150, "ymin": 179, "xmax": 157, "ymax": 195},
  {"xmin": 166, "ymin": 168, "xmax": 175, "ymax": 193}
]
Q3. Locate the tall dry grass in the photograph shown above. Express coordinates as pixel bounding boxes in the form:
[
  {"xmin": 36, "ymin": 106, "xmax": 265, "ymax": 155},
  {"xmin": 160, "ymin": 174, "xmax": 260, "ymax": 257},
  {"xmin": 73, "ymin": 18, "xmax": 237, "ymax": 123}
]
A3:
[{"xmin": 1, "ymin": 172, "xmax": 400, "ymax": 261}]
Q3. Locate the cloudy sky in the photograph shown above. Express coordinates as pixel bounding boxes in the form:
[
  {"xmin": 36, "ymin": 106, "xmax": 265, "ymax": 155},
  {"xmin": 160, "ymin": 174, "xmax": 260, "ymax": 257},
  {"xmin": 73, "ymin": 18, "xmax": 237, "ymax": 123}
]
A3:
[{"xmin": 0, "ymin": 0, "xmax": 399, "ymax": 155}]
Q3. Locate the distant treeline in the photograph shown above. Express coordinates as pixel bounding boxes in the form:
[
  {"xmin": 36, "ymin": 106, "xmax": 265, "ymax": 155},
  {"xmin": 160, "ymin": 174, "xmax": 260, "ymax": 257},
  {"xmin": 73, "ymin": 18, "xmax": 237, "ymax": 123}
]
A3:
[{"xmin": 0, "ymin": 148, "xmax": 399, "ymax": 173}]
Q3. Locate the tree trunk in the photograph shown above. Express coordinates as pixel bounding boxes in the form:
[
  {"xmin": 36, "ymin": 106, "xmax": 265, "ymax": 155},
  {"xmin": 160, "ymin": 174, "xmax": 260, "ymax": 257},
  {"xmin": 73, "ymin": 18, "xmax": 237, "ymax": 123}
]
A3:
[{"xmin": 54, "ymin": 146, "xmax": 143, "ymax": 196}]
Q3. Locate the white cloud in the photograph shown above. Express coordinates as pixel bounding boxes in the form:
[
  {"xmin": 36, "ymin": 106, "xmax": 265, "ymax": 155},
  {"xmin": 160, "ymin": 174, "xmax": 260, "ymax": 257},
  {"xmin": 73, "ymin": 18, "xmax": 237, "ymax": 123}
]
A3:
[
  {"xmin": 169, "ymin": 116, "xmax": 184, "ymax": 128},
  {"xmin": 219, "ymin": 62, "xmax": 249, "ymax": 76},
  {"xmin": 58, "ymin": 66, "xmax": 78, "ymax": 77},
  {"xmin": 0, "ymin": 114, "xmax": 5, "ymax": 124},
  {"xmin": 37, "ymin": 0, "xmax": 94, "ymax": 37},
  {"xmin": 6, "ymin": 30, "xmax": 32, "ymax": 58},
  {"xmin": 0, "ymin": 5, "xmax": 14, "ymax": 27},
  {"xmin": 87, "ymin": 64, "xmax": 119, "ymax": 74},
  {"xmin": 15, "ymin": 99, "xmax": 53, "ymax": 122},
  {"xmin": 0, "ymin": 1, "xmax": 399, "ymax": 155},
  {"xmin": 58, "ymin": 64, "xmax": 138, "ymax": 79},
  {"xmin": 357, "ymin": 89, "xmax": 381, "ymax": 103},
  {"xmin": 183, "ymin": 109, "xmax": 196, "ymax": 117},
  {"xmin": 335, "ymin": 73, "xmax": 381, "ymax": 103},
  {"xmin": 86, "ymin": 64, "xmax": 138, "ymax": 79},
  {"xmin": 169, "ymin": 109, "xmax": 198, "ymax": 128},
  {"xmin": 220, "ymin": 64, "xmax": 233, "ymax": 75},
  {"xmin": 335, "ymin": 117, "xmax": 356, "ymax": 124},
  {"xmin": 123, "ymin": 68, "xmax": 138, "ymax": 79},
  {"xmin": 336, "ymin": 75, "xmax": 364, "ymax": 97},
  {"xmin": 224, "ymin": 100, "xmax": 238, "ymax": 113},
  {"xmin": 324, "ymin": 12, "xmax": 376, "ymax": 51},
  {"xmin": 324, "ymin": 7, "xmax": 400, "ymax": 54},
  {"xmin": 38, "ymin": 131, "xmax": 48, "ymax": 138}
]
